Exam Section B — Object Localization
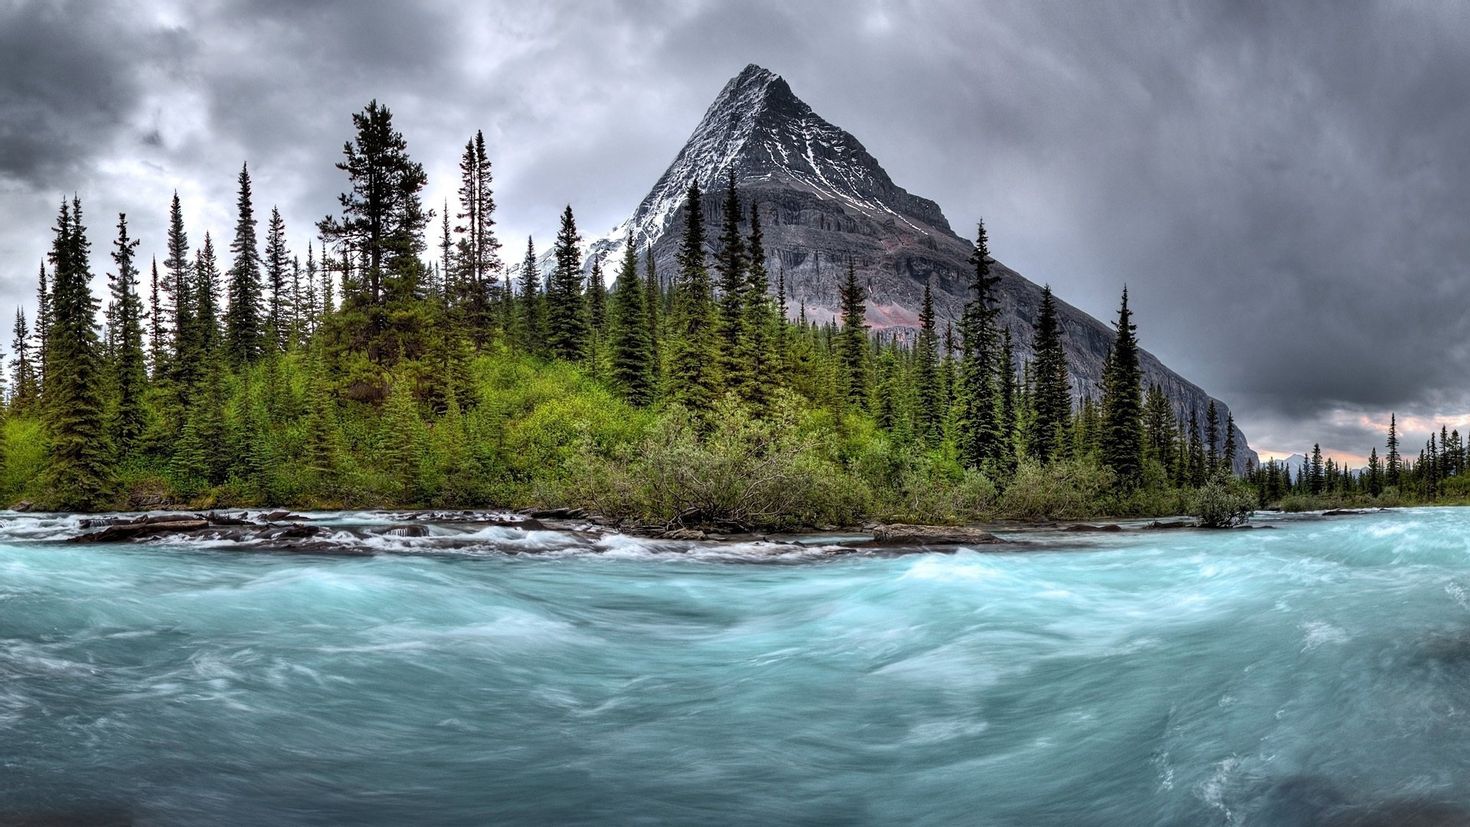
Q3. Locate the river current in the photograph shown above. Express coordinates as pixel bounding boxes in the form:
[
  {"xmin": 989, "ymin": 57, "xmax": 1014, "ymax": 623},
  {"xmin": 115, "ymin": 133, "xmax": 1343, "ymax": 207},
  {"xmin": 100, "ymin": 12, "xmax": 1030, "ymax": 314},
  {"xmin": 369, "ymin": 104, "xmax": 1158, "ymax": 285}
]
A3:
[{"xmin": 4, "ymin": 508, "xmax": 1470, "ymax": 825}]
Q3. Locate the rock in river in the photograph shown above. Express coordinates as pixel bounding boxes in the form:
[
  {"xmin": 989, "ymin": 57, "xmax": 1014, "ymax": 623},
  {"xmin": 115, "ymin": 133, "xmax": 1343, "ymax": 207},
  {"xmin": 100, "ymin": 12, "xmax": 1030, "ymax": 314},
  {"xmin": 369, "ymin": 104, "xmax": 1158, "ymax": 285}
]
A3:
[{"xmin": 870, "ymin": 524, "xmax": 1002, "ymax": 546}]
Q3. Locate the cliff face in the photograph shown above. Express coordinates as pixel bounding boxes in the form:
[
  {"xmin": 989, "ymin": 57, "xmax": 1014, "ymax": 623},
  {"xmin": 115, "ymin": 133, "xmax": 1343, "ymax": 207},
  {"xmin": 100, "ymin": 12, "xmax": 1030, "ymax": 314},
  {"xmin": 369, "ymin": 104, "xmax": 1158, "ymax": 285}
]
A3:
[{"xmin": 578, "ymin": 64, "xmax": 1256, "ymax": 471}]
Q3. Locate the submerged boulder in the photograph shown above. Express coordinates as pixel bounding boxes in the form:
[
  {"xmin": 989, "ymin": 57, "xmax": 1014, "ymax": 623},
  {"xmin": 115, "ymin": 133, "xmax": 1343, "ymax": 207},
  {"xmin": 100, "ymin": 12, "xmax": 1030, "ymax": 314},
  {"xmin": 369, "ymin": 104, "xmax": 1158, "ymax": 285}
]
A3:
[
  {"xmin": 70, "ymin": 517, "xmax": 210, "ymax": 543},
  {"xmin": 870, "ymin": 524, "xmax": 1002, "ymax": 546}
]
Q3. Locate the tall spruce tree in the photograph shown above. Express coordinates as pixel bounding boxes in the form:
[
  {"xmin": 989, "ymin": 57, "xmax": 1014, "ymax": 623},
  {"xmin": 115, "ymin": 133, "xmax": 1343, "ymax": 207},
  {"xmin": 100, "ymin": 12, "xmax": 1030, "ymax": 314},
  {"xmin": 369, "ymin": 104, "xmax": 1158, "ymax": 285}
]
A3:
[
  {"xmin": 108, "ymin": 213, "xmax": 147, "ymax": 455},
  {"xmin": 43, "ymin": 198, "xmax": 113, "ymax": 509},
  {"xmin": 1205, "ymin": 400, "xmax": 1220, "ymax": 476},
  {"xmin": 737, "ymin": 205, "xmax": 777, "ymax": 408},
  {"xmin": 837, "ymin": 260, "xmax": 868, "ymax": 409},
  {"xmin": 1029, "ymin": 284, "xmax": 1070, "ymax": 463},
  {"xmin": 225, "ymin": 163, "xmax": 264, "ymax": 365},
  {"xmin": 514, "ymin": 237, "xmax": 544, "ymax": 355},
  {"xmin": 914, "ymin": 282, "xmax": 942, "ymax": 446},
  {"xmin": 644, "ymin": 245, "xmax": 661, "ymax": 372},
  {"xmin": 147, "ymin": 258, "xmax": 163, "ymax": 375},
  {"xmin": 1222, "ymin": 412, "xmax": 1237, "ymax": 475},
  {"xmin": 1100, "ymin": 287, "xmax": 1144, "ymax": 485},
  {"xmin": 545, "ymin": 206, "xmax": 587, "ymax": 361},
  {"xmin": 163, "ymin": 191, "xmax": 190, "ymax": 364},
  {"xmin": 609, "ymin": 238, "xmax": 654, "ymax": 405},
  {"xmin": 1386, "ymin": 413, "xmax": 1401, "ymax": 488},
  {"xmin": 455, "ymin": 130, "xmax": 501, "ymax": 345},
  {"xmin": 959, "ymin": 221, "xmax": 1000, "ymax": 470},
  {"xmin": 35, "ymin": 262, "xmax": 51, "ymax": 396},
  {"xmin": 668, "ymin": 183, "xmax": 719, "ymax": 411},
  {"xmin": 586, "ymin": 260, "xmax": 607, "ymax": 335},
  {"xmin": 263, "ymin": 206, "xmax": 291, "ymax": 353},
  {"xmin": 714, "ymin": 169, "xmax": 747, "ymax": 379},
  {"xmin": 10, "ymin": 311, "xmax": 36, "ymax": 410},
  {"xmin": 585, "ymin": 260, "xmax": 607, "ymax": 375},
  {"xmin": 1187, "ymin": 406, "xmax": 1204, "ymax": 486},
  {"xmin": 997, "ymin": 327, "xmax": 1018, "ymax": 472},
  {"xmin": 194, "ymin": 233, "xmax": 222, "ymax": 360}
]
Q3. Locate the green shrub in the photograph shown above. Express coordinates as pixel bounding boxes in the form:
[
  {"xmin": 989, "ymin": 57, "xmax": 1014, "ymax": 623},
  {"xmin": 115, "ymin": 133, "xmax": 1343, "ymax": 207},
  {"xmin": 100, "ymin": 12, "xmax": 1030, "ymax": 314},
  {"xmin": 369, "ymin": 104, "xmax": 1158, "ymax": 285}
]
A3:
[
  {"xmin": 1192, "ymin": 476, "xmax": 1255, "ymax": 527},
  {"xmin": 998, "ymin": 457, "xmax": 1117, "ymax": 522},
  {"xmin": 566, "ymin": 393, "xmax": 863, "ymax": 529}
]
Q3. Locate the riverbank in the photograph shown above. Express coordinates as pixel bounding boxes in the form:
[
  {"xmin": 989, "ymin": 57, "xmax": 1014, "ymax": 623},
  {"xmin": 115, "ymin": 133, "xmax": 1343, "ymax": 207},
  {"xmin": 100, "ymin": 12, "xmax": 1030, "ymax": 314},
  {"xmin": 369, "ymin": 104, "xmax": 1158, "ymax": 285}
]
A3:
[{"xmin": 30, "ymin": 504, "xmax": 1381, "ymax": 560}]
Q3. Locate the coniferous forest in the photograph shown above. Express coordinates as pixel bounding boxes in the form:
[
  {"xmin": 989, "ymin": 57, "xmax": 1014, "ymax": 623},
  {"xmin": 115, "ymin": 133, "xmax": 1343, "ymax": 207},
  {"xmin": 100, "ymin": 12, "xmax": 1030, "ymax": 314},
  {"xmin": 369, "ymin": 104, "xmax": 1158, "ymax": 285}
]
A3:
[{"xmin": 7, "ymin": 100, "xmax": 1438, "ymax": 528}]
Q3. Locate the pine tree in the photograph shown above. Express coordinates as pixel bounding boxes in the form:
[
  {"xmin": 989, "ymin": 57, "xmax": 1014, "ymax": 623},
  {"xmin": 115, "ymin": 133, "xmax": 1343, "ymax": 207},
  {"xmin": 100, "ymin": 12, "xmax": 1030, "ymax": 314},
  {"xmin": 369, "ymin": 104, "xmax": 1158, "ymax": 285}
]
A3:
[
  {"xmin": 302, "ymin": 352, "xmax": 342, "ymax": 488},
  {"xmin": 193, "ymin": 233, "xmax": 222, "ymax": 361},
  {"xmin": 454, "ymin": 130, "xmax": 501, "ymax": 346},
  {"xmin": 1367, "ymin": 447, "xmax": 1383, "ymax": 496},
  {"xmin": 609, "ymin": 238, "xmax": 654, "ymax": 405},
  {"xmin": 1143, "ymin": 385, "xmax": 1174, "ymax": 473},
  {"xmin": 108, "ymin": 213, "xmax": 147, "ymax": 456},
  {"xmin": 263, "ymin": 206, "xmax": 291, "ymax": 353},
  {"xmin": 997, "ymin": 327, "xmax": 1018, "ymax": 472},
  {"xmin": 1205, "ymin": 400, "xmax": 1220, "ymax": 476},
  {"xmin": 714, "ymin": 169, "xmax": 747, "ymax": 379},
  {"xmin": 914, "ymin": 282, "xmax": 942, "ymax": 446},
  {"xmin": 1310, "ymin": 443, "xmax": 1325, "ymax": 494},
  {"xmin": 225, "ymin": 163, "xmax": 264, "ymax": 365},
  {"xmin": 837, "ymin": 260, "xmax": 868, "ymax": 409},
  {"xmin": 513, "ymin": 237, "xmax": 544, "ymax": 355},
  {"xmin": 736, "ymin": 205, "xmax": 777, "ymax": 408},
  {"xmin": 317, "ymin": 100, "xmax": 431, "ymax": 363},
  {"xmin": 545, "ymin": 206, "xmax": 588, "ymax": 361},
  {"xmin": 230, "ymin": 376, "xmax": 268, "ymax": 495},
  {"xmin": 1386, "ymin": 413, "xmax": 1401, "ymax": 488},
  {"xmin": 42, "ymin": 198, "xmax": 113, "ymax": 509},
  {"xmin": 35, "ymin": 262, "xmax": 51, "ymax": 396},
  {"xmin": 1029, "ymin": 284, "xmax": 1071, "ymax": 463},
  {"xmin": 1187, "ymin": 406, "xmax": 1204, "ymax": 486},
  {"xmin": 584, "ymin": 260, "xmax": 607, "ymax": 376},
  {"xmin": 10, "ymin": 311, "xmax": 37, "ymax": 411},
  {"xmin": 438, "ymin": 202, "xmax": 455, "ymax": 300},
  {"xmin": 875, "ymin": 343, "xmax": 901, "ymax": 432},
  {"xmin": 163, "ymin": 191, "xmax": 190, "ymax": 365},
  {"xmin": 302, "ymin": 244, "xmax": 320, "ymax": 340},
  {"xmin": 644, "ymin": 245, "xmax": 661, "ymax": 374},
  {"xmin": 959, "ymin": 221, "xmax": 1000, "ymax": 470},
  {"xmin": 586, "ymin": 260, "xmax": 607, "ymax": 335},
  {"xmin": 1100, "ymin": 287, "xmax": 1143, "ymax": 485},
  {"xmin": 1222, "ymin": 412, "xmax": 1237, "ymax": 476},
  {"xmin": 147, "ymin": 258, "xmax": 164, "ymax": 375},
  {"xmin": 377, "ymin": 373, "xmax": 424, "ymax": 500},
  {"xmin": 668, "ymin": 183, "xmax": 719, "ymax": 411}
]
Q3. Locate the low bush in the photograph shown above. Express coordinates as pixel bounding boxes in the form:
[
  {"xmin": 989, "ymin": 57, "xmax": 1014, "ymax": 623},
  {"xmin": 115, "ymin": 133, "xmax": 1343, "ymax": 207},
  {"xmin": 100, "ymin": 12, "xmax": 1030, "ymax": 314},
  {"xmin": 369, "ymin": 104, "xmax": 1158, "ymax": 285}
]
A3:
[
  {"xmin": 1191, "ymin": 475, "xmax": 1255, "ymax": 527},
  {"xmin": 998, "ymin": 458, "xmax": 1117, "ymax": 522}
]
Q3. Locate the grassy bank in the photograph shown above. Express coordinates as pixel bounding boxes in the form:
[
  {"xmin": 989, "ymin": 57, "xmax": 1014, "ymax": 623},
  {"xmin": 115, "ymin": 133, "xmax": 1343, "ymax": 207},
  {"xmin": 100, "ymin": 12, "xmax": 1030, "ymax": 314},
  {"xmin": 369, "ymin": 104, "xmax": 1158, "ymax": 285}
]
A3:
[{"xmin": 3, "ymin": 351, "xmax": 1251, "ymax": 530}]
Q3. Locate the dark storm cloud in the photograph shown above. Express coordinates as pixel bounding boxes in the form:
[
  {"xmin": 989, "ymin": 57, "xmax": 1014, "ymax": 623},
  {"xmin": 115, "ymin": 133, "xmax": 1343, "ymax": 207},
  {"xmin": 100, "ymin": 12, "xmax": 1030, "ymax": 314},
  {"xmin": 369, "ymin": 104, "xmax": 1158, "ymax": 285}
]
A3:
[
  {"xmin": 0, "ymin": 1, "xmax": 154, "ymax": 184},
  {"xmin": 2, "ymin": 0, "xmax": 1469, "ymax": 457}
]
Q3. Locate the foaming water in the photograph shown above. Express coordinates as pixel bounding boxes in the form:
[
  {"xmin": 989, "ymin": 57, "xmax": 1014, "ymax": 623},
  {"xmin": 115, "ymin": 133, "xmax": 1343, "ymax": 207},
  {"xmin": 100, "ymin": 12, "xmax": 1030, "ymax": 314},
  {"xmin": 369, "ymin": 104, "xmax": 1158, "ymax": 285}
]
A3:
[{"xmin": 4, "ymin": 508, "xmax": 1470, "ymax": 824}]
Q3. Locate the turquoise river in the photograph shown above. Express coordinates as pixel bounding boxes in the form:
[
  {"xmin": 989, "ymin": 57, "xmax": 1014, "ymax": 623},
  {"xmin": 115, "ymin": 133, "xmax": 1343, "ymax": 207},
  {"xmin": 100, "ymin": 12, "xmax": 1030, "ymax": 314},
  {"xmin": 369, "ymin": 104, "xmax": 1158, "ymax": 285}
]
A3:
[{"xmin": 4, "ymin": 508, "xmax": 1470, "ymax": 825}]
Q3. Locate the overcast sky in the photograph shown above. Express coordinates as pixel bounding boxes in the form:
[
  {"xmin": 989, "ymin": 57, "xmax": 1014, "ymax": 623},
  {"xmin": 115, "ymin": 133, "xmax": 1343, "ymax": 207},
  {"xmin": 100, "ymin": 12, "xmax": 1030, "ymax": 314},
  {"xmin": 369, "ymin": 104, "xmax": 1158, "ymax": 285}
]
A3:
[{"xmin": 3, "ymin": 0, "xmax": 1469, "ymax": 461}]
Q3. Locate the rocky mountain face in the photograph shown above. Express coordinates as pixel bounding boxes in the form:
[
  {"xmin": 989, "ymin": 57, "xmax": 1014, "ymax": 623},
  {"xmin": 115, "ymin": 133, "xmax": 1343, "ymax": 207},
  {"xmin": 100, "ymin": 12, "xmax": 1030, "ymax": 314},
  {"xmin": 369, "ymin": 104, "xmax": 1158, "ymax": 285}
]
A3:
[{"xmin": 577, "ymin": 64, "xmax": 1256, "ymax": 472}]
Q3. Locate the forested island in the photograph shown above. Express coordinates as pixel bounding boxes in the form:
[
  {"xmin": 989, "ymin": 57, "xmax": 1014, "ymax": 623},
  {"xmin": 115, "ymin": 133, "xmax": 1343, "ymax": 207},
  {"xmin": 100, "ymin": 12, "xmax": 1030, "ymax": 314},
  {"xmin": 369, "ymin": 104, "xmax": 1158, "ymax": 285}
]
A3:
[{"xmin": 5, "ymin": 100, "xmax": 1454, "ymax": 529}]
